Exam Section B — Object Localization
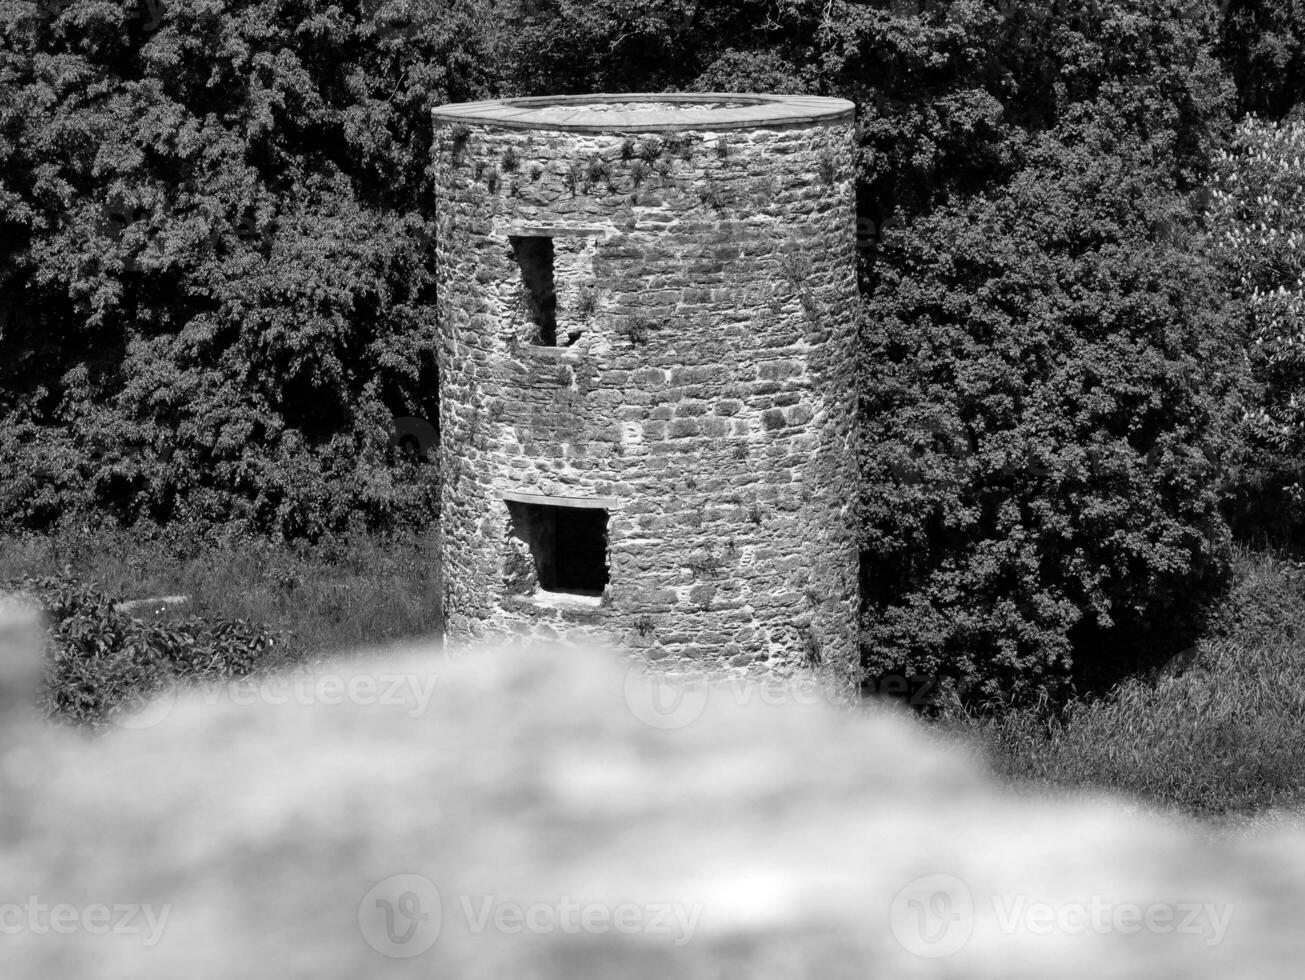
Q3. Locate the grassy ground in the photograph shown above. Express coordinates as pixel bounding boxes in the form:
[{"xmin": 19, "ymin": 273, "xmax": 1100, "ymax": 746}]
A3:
[
  {"xmin": 0, "ymin": 523, "xmax": 442, "ymax": 667},
  {"xmin": 948, "ymin": 546, "xmax": 1305, "ymax": 820},
  {"xmin": 8, "ymin": 524, "xmax": 1301, "ymax": 819}
]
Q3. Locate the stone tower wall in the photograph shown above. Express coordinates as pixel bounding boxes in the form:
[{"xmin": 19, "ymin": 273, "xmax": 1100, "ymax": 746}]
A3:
[{"xmin": 434, "ymin": 98, "xmax": 859, "ymax": 678}]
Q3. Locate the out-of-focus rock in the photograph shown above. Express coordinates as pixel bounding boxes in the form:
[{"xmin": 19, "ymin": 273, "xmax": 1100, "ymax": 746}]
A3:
[{"xmin": 0, "ymin": 642, "xmax": 1299, "ymax": 978}]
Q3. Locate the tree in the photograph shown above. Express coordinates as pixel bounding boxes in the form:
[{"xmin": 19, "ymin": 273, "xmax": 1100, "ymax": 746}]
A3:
[
  {"xmin": 854, "ymin": 0, "xmax": 1239, "ymax": 704},
  {"xmin": 1219, "ymin": 0, "xmax": 1305, "ymax": 117},
  {"xmin": 862, "ymin": 124, "xmax": 1240, "ymax": 705},
  {"xmin": 1207, "ymin": 116, "xmax": 1305, "ymax": 541},
  {"xmin": 0, "ymin": 0, "xmax": 497, "ymax": 536}
]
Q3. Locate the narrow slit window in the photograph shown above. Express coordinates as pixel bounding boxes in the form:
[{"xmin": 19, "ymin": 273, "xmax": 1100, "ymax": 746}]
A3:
[
  {"xmin": 509, "ymin": 235, "xmax": 558, "ymax": 345},
  {"xmin": 505, "ymin": 500, "xmax": 609, "ymax": 596}
]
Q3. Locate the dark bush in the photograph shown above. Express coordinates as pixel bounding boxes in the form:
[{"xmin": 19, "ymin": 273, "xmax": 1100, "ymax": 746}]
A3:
[
  {"xmin": 10, "ymin": 575, "xmax": 286, "ymax": 728},
  {"xmin": 0, "ymin": 0, "xmax": 472, "ymax": 538},
  {"xmin": 1219, "ymin": 0, "xmax": 1305, "ymax": 118},
  {"xmin": 956, "ymin": 548, "xmax": 1305, "ymax": 817},
  {"xmin": 860, "ymin": 123, "xmax": 1240, "ymax": 708}
]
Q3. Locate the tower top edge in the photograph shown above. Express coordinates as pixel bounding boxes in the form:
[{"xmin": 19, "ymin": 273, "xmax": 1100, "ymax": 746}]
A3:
[{"xmin": 432, "ymin": 93, "xmax": 855, "ymax": 133}]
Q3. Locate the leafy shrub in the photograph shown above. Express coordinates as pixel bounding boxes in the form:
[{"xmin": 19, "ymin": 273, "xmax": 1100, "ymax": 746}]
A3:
[
  {"xmin": 696, "ymin": 179, "xmax": 726, "ymax": 211},
  {"xmin": 9, "ymin": 574, "xmax": 286, "ymax": 728},
  {"xmin": 627, "ymin": 160, "xmax": 650, "ymax": 188},
  {"xmin": 617, "ymin": 317, "xmax": 658, "ymax": 346},
  {"xmin": 636, "ymin": 138, "xmax": 663, "ymax": 163},
  {"xmin": 955, "ymin": 548, "xmax": 1305, "ymax": 817},
  {"xmin": 584, "ymin": 155, "xmax": 611, "ymax": 187},
  {"xmin": 1207, "ymin": 117, "xmax": 1305, "ymax": 542},
  {"xmin": 860, "ymin": 124, "xmax": 1239, "ymax": 708}
]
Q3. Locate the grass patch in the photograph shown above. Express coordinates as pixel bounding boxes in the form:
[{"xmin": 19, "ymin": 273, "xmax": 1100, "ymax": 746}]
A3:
[
  {"xmin": 12, "ymin": 574, "xmax": 288, "ymax": 727},
  {"xmin": 0, "ymin": 523, "xmax": 442, "ymax": 665},
  {"xmin": 944, "ymin": 546, "xmax": 1305, "ymax": 819}
]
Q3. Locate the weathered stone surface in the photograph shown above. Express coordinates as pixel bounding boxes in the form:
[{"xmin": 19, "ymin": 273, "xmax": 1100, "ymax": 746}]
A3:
[{"xmin": 434, "ymin": 94, "xmax": 860, "ymax": 678}]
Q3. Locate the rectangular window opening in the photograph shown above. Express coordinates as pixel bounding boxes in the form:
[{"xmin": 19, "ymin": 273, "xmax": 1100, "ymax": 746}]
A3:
[
  {"xmin": 505, "ymin": 500, "xmax": 609, "ymax": 596},
  {"xmin": 508, "ymin": 235, "xmax": 561, "ymax": 346}
]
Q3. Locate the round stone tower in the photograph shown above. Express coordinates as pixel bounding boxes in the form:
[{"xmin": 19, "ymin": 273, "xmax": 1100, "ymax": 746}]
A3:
[{"xmin": 432, "ymin": 93, "xmax": 859, "ymax": 679}]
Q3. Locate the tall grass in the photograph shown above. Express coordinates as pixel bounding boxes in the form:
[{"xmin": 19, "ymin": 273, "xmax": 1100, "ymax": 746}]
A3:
[
  {"xmin": 0, "ymin": 523, "xmax": 442, "ymax": 665},
  {"xmin": 950, "ymin": 547, "xmax": 1305, "ymax": 818},
  {"xmin": 14, "ymin": 527, "xmax": 1303, "ymax": 818}
]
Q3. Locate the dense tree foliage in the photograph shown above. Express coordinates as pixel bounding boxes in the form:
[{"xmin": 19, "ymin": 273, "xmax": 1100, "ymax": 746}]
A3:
[
  {"xmin": 862, "ymin": 127, "xmax": 1239, "ymax": 704},
  {"xmin": 1220, "ymin": 0, "xmax": 1305, "ymax": 117},
  {"xmin": 850, "ymin": 0, "xmax": 1243, "ymax": 702},
  {"xmin": 1208, "ymin": 117, "xmax": 1305, "ymax": 542},
  {"xmin": 0, "ymin": 0, "xmax": 497, "ymax": 535},
  {"xmin": 3, "ymin": 0, "xmax": 1302, "ymax": 701}
]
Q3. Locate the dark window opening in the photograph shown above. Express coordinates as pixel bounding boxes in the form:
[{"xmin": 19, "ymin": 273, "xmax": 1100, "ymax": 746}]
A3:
[
  {"xmin": 505, "ymin": 500, "xmax": 609, "ymax": 596},
  {"xmin": 509, "ymin": 235, "xmax": 558, "ymax": 346}
]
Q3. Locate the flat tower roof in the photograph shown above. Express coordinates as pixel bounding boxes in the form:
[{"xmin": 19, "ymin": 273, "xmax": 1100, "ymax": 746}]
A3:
[{"xmin": 431, "ymin": 93, "xmax": 855, "ymax": 133}]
